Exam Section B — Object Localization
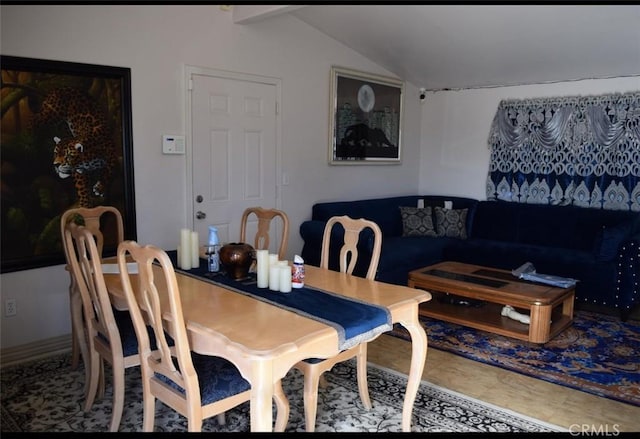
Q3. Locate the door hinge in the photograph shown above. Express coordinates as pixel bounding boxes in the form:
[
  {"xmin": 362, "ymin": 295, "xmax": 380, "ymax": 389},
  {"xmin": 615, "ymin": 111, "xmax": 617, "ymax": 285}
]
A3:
[
  {"xmin": 275, "ymin": 101, "xmax": 279, "ymax": 115},
  {"xmin": 188, "ymin": 79, "xmax": 194, "ymax": 91}
]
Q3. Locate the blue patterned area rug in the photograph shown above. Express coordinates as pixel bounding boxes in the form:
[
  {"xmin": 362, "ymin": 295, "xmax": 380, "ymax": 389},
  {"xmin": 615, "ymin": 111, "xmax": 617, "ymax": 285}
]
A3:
[
  {"xmin": 390, "ymin": 310, "xmax": 640, "ymax": 407},
  {"xmin": 0, "ymin": 352, "xmax": 563, "ymax": 433}
]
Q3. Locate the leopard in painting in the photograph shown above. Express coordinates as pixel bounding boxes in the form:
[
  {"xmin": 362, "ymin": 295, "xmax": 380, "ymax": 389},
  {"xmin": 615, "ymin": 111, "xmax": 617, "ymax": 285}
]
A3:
[
  {"xmin": 30, "ymin": 87, "xmax": 117, "ymax": 207},
  {"xmin": 52, "ymin": 136, "xmax": 111, "ymax": 205}
]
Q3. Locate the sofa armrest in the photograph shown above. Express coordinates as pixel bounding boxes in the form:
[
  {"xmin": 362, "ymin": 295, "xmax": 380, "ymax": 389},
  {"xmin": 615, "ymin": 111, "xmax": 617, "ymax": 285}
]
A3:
[
  {"xmin": 300, "ymin": 220, "xmax": 326, "ymax": 267},
  {"xmin": 615, "ymin": 234, "xmax": 640, "ymax": 310},
  {"xmin": 592, "ymin": 216, "xmax": 639, "ymax": 262}
]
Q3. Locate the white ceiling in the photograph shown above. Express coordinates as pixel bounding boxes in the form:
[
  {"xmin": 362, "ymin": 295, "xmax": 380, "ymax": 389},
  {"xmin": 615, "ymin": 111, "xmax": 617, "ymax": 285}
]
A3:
[{"xmin": 234, "ymin": 4, "xmax": 640, "ymax": 91}]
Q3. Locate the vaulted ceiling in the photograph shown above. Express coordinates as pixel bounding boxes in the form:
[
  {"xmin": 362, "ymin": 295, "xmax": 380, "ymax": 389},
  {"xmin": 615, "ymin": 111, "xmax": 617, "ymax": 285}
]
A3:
[{"xmin": 233, "ymin": 5, "xmax": 640, "ymax": 91}]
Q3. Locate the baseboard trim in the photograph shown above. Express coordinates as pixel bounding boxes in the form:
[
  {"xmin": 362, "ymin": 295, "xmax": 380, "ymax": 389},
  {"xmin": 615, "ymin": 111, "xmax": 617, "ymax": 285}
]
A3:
[{"xmin": 0, "ymin": 334, "xmax": 72, "ymax": 368}]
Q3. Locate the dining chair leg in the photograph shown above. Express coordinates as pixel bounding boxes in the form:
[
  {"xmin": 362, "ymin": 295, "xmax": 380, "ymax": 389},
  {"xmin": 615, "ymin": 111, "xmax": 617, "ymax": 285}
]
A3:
[
  {"xmin": 356, "ymin": 344, "xmax": 372, "ymax": 410},
  {"xmin": 216, "ymin": 413, "xmax": 226, "ymax": 425},
  {"xmin": 71, "ymin": 290, "xmax": 90, "ymax": 392},
  {"xmin": 188, "ymin": 415, "xmax": 203, "ymax": 432},
  {"xmin": 303, "ymin": 371, "xmax": 321, "ymax": 432},
  {"xmin": 70, "ymin": 293, "xmax": 81, "ymax": 370},
  {"xmin": 83, "ymin": 351, "xmax": 100, "ymax": 411},
  {"xmin": 109, "ymin": 363, "xmax": 125, "ymax": 431},
  {"xmin": 142, "ymin": 390, "xmax": 156, "ymax": 432},
  {"xmin": 97, "ymin": 359, "xmax": 106, "ymax": 400},
  {"xmin": 71, "ymin": 338, "xmax": 80, "ymax": 369},
  {"xmin": 273, "ymin": 379, "xmax": 289, "ymax": 432},
  {"xmin": 77, "ymin": 335, "xmax": 91, "ymax": 398}
]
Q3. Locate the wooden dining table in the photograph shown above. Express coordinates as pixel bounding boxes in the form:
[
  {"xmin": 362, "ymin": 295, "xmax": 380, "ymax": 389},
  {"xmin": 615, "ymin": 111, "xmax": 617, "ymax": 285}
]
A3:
[{"xmin": 103, "ymin": 263, "xmax": 431, "ymax": 432}]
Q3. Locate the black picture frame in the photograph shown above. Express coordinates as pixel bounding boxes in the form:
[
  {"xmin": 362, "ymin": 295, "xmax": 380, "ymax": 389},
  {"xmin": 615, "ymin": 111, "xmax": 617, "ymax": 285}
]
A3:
[
  {"xmin": 329, "ymin": 66, "xmax": 404, "ymax": 165},
  {"xmin": 1, "ymin": 55, "xmax": 136, "ymax": 273}
]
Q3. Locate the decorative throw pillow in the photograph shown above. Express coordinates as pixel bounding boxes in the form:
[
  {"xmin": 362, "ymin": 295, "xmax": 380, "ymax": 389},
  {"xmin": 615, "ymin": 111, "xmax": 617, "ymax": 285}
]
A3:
[
  {"xmin": 400, "ymin": 206, "xmax": 437, "ymax": 237},
  {"xmin": 434, "ymin": 207, "xmax": 468, "ymax": 239}
]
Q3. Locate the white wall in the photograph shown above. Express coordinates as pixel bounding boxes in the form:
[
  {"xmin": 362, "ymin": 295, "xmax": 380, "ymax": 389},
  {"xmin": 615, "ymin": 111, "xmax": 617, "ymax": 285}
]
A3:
[
  {"xmin": 419, "ymin": 77, "xmax": 640, "ymax": 198},
  {"xmin": 0, "ymin": 5, "xmax": 422, "ymax": 349}
]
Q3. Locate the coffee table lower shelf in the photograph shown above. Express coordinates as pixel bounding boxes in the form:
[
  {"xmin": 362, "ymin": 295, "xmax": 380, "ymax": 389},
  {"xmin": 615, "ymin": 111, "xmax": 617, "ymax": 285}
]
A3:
[{"xmin": 418, "ymin": 297, "xmax": 573, "ymax": 343}]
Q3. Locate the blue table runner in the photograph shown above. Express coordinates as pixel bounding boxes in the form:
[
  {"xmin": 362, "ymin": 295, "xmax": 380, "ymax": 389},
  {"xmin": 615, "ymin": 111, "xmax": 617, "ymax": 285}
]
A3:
[{"xmin": 166, "ymin": 250, "xmax": 392, "ymax": 351}]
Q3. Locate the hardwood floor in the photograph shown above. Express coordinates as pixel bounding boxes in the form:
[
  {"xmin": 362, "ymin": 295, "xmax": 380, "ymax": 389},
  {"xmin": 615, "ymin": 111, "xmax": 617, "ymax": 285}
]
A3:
[{"xmin": 367, "ymin": 333, "xmax": 640, "ymax": 432}]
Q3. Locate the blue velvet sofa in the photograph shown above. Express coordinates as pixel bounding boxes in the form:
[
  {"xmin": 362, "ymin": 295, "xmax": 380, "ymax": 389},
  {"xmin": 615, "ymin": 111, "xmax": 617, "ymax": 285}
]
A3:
[{"xmin": 299, "ymin": 195, "xmax": 640, "ymax": 319}]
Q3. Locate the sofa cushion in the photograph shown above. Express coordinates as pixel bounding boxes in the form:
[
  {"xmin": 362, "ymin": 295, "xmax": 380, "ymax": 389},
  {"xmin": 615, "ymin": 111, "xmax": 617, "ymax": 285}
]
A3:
[
  {"xmin": 400, "ymin": 206, "xmax": 437, "ymax": 237},
  {"xmin": 471, "ymin": 201, "xmax": 519, "ymax": 242},
  {"xmin": 517, "ymin": 203, "xmax": 638, "ymax": 252},
  {"xmin": 311, "ymin": 196, "xmax": 421, "ymax": 236},
  {"xmin": 377, "ymin": 235, "xmax": 452, "ymax": 274},
  {"xmin": 300, "ymin": 220, "xmax": 327, "ymax": 267},
  {"xmin": 434, "ymin": 207, "xmax": 468, "ymax": 239},
  {"xmin": 516, "ymin": 203, "xmax": 587, "ymax": 250},
  {"xmin": 443, "ymin": 238, "xmax": 596, "ymax": 276}
]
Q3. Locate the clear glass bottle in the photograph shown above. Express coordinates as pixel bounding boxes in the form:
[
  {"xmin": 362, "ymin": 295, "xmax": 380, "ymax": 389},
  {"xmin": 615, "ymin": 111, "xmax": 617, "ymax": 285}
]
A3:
[{"xmin": 207, "ymin": 226, "xmax": 220, "ymax": 272}]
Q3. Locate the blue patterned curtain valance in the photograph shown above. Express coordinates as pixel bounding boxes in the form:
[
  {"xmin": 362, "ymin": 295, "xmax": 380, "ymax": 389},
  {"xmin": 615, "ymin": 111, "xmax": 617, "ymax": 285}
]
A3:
[{"xmin": 486, "ymin": 91, "xmax": 640, "ymax": 211}]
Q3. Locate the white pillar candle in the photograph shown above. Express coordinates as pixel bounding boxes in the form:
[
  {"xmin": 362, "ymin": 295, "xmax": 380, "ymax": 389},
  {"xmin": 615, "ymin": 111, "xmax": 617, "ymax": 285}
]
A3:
[
  {"xmin": 179, "ymin": 229, "xmax": 192, "ymax": 270},
  {"xmin": 190, "ymin": 231, "xmax": 200, "ymax": 269},
  {"xmin": 269, "ymin": 253, "xmax": 278, "ymax": 266},
  {"xmin": 256, "ymin": 249, "xmax": 269, "ymax": 288},
  {"xmin": 277, "ymin": 260, "xmax": 288, "ymax": 267},
  {"xmin": 269, "ymin": 264, "xmax": 280, "ymax": 291},
  {"xmin": 279, "ymin": 265, "xmax": 292, "ymax": 293}
]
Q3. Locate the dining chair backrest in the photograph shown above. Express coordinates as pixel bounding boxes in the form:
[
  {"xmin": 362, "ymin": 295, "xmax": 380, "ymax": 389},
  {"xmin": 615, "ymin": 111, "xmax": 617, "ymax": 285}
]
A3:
[
  {"xmin": 117, "ymin": 241, "xmax": 195, "ymax": 401},
  {"xmin": 320, "ymin": 215, "xmax": 383, "ymax": 280},
  {"xmin": 117, "ymin": 241, "xmax": 214, "ymax": 431},
  {"xmin": 61, "ymin": 206, "xmax": 124, "ymax": 259},
  {"xmin": 240, "ymin": 207, "xmax": 289, "ymax": 260},
  {"xmin": 65, "ymin": 222, "xmax": 126, "ymax": 363}
]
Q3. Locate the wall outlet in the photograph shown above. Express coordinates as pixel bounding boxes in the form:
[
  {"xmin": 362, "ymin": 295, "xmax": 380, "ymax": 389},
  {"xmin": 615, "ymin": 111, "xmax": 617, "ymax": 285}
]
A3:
[{"xmin": 5, "ymin": 298, "xmax": 17, "ymax": 317}]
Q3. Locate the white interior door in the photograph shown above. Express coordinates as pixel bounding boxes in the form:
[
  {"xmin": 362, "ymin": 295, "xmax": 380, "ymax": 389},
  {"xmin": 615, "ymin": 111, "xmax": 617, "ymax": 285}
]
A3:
[{"xmin": 190, "ymin": 72, "xmax": 278, "ymax": 247}]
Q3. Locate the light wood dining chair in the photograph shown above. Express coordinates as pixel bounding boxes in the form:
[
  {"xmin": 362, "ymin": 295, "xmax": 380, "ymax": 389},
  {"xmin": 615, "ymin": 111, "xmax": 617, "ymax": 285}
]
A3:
[
  {"xmin": 117, "ymin": 240, "xmax": 289, "ymax": 432},
  {"xmin": 294, "ymin": 215, "xmax": 383, "ymax": 432},
  {"xmin": 60, "ymin": 206, "xmax": 124, "ymax": 374},
  {"xmin": 64, "ymin": 221, "xmax": 140, "ymax": 432},
  {"xmin": 240, "ymin": 207, "xmax": 289, "ymax": 260}
]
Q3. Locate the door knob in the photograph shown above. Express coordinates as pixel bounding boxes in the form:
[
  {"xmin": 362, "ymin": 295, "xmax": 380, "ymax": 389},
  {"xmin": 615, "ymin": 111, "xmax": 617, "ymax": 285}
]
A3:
[{"xmin": 196, "ymin": 211, "xmax": 206, "ymax": 220}]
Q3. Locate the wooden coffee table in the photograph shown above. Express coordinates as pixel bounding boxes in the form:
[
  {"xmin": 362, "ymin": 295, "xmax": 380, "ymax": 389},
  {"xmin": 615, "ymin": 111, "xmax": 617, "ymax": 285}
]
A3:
[{"xmin": 408, "ymin": 261, "xmax": 575, "ymax": 343}]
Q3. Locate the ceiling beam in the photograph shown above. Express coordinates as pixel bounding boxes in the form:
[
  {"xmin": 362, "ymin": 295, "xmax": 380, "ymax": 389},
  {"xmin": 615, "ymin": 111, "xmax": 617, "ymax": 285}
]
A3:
[{"xmin": 231, "ymin": 5, "xmax": 305, "ymax": 24}]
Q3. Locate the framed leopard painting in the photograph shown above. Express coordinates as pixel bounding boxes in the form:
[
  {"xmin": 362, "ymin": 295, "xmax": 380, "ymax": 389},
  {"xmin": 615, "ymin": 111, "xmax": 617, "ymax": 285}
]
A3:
[{"xmin": 1, "ymin": 56, "xmax": 136, "ymax": 273}]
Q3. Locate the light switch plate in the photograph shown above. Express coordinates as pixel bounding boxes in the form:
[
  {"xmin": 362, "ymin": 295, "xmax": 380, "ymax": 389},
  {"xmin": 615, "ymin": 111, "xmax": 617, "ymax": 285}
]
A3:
[{"xmin": 162, "ymin": 135, "xmax": 185, "ymax": 154}]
